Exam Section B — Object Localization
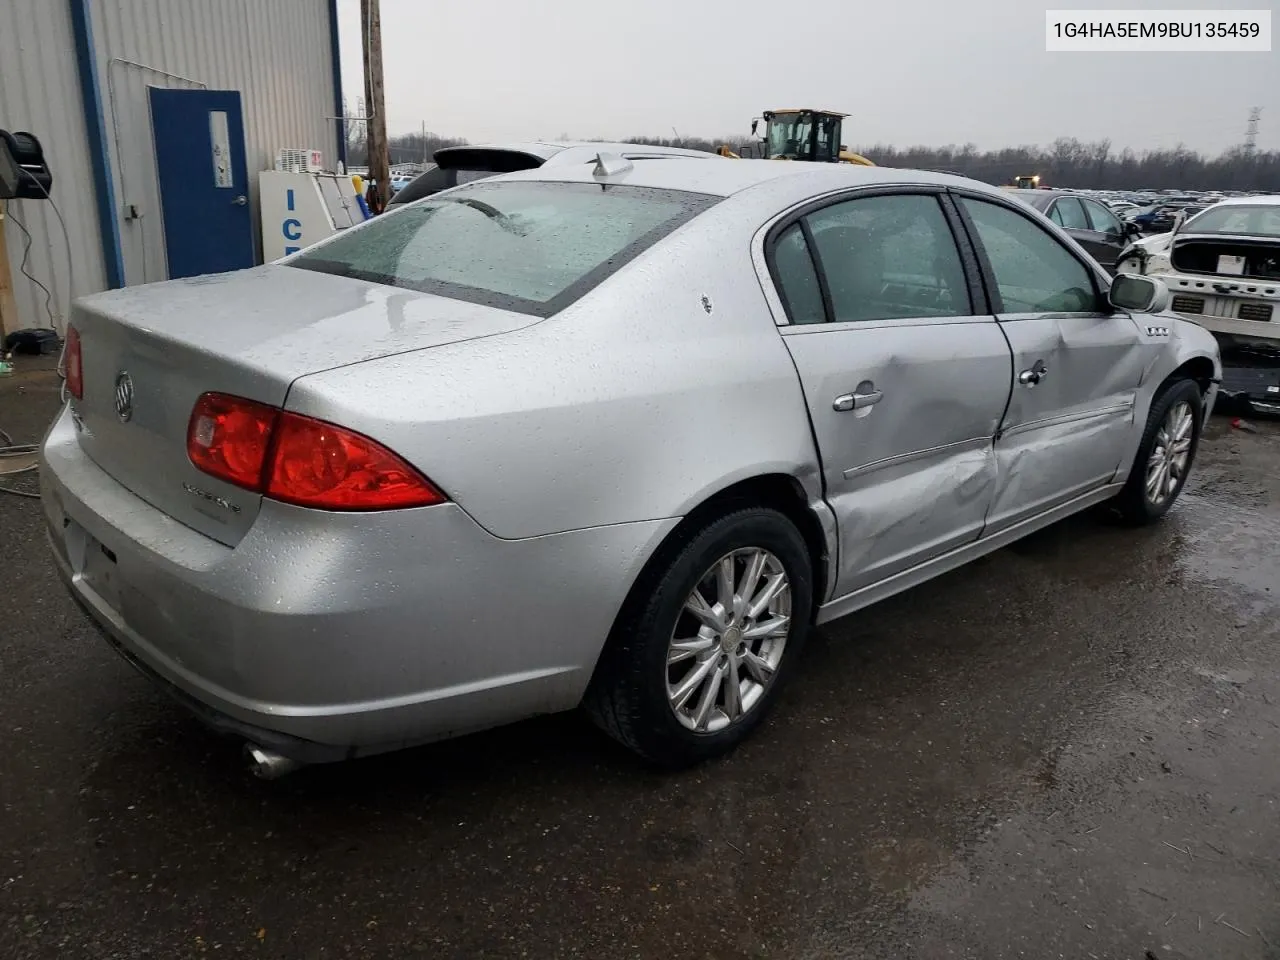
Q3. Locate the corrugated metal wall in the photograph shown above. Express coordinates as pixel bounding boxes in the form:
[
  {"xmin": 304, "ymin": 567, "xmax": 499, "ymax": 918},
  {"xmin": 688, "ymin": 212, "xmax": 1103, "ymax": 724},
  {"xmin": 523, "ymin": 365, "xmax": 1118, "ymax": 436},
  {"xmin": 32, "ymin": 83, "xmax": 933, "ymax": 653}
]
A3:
[
  {"xmin": 0, "ymin": 1, "xmax": 108, "ymax": 334},
  {"xmin": 90, "ymin": 0, "xmax": 338, "ymax": 286}
]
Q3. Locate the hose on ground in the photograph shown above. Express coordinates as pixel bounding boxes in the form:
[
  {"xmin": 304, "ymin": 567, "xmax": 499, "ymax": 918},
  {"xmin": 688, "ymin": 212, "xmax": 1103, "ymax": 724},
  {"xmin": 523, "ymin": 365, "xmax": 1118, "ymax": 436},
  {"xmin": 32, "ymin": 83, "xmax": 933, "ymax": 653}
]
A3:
[{"xmin": 0, "ymin": 427, "xmax": 40, "ymax": 500}]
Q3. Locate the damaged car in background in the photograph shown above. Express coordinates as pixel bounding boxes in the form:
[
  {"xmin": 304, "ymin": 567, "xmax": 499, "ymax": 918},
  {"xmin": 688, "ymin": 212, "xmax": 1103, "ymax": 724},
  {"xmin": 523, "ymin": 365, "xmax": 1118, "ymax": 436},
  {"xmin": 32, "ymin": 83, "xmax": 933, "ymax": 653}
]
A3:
[{"xmin": 1118, "ymin": 196, "xmax": 1280, "ymax": 413}]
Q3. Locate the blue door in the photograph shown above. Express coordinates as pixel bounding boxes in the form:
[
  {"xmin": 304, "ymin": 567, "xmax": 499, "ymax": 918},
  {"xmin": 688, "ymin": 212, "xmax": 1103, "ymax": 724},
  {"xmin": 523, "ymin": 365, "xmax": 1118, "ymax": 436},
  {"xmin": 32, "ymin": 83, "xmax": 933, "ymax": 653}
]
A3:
[{"xmin": 149, "ymin": 87, "xmax": 256, "ymax": 279}]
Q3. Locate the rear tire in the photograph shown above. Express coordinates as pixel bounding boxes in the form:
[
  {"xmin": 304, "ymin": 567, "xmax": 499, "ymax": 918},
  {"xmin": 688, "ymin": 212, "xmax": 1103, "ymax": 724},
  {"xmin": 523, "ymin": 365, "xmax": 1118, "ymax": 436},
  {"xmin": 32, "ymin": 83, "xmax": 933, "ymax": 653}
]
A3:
[
  {"xmin": 1113, "ymin": 378, "xmax": 1203, "ymax": 525},
  {"xmin": 585, "ymin": 507, "xmax": 813, "ymax": 767}
]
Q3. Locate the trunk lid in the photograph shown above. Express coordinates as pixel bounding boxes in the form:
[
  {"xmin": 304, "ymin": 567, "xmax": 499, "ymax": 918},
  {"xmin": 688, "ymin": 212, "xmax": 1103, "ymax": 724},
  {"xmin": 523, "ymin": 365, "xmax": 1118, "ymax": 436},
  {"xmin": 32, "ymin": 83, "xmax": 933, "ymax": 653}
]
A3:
[{"xmin": 69, "ymin": 265, "xmax": 539, "ymax": 545}]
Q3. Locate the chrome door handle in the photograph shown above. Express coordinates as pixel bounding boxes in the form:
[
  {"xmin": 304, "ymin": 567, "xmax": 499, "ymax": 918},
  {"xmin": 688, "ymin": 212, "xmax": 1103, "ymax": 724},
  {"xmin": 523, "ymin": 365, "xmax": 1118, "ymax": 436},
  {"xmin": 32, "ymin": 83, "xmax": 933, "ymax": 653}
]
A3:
[
  {"xmin": 232, "ymin": 195, "xmax": 248, "ymax": 206},
  {"xmin": 833, "ymin": 389, "xmax": 883, "ymax": 412},
  {"xmin": 1018, "ymin": 360, "xmax": 1049, "ymax": 386}
]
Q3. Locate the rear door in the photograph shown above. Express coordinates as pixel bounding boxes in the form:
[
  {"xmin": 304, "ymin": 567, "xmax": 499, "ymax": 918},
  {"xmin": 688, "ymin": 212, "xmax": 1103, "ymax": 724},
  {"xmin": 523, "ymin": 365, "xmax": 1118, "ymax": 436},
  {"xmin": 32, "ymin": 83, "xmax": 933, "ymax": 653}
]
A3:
[
  {"xmin": 954, "ymin": 193, "xmax": 1146, "ymax": 533},
  {"xmin": 767, "ymin": 188, "xmax": 1012, "ymax": 597}
]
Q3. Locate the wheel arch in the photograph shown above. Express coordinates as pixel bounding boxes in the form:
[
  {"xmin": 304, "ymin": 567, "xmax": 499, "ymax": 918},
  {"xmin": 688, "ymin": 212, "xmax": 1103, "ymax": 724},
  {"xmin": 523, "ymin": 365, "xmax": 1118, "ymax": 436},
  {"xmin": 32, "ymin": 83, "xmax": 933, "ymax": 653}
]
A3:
[
  {"xmin": 1164, "ymin": 354, "xmax": 1217, "ymax": 395},
  {"xmin": 673, "ymin": 474, "xmax": 834, "ymax": 617},
  {"xmin": 581, "ymin": 470, "xmax": 832, "ymax": 717},
  {"xmin": 601, "ymin": 471, "xmax": 834, "ymax": 661}
]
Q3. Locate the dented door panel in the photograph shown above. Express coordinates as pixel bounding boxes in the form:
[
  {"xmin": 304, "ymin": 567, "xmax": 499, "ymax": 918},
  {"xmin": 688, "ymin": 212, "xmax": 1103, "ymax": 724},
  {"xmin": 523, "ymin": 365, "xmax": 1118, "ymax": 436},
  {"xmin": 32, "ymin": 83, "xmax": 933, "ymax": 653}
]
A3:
[
  {"xmin": 986, "ymin": 312, "xmax": 1146, "ymax": 532},
  {"xmin": 782, "ymin": 318, "xmax": 1012, "ymax": 596}
]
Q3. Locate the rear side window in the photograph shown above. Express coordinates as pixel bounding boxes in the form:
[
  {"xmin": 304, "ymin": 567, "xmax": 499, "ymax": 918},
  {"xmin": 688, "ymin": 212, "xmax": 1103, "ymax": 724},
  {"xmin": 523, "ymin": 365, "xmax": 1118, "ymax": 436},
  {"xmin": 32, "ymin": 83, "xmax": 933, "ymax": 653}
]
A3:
[
  {"xmin": 772, "ymin": 225, "xmax": 826, "ymax": 325},
  {"xmin": 290, "ymin": 181, "xmax": 718, "ymax": 316},
  {"xmin": 804, "ymin": 193, "xmax": 970, "ymax": 322}
]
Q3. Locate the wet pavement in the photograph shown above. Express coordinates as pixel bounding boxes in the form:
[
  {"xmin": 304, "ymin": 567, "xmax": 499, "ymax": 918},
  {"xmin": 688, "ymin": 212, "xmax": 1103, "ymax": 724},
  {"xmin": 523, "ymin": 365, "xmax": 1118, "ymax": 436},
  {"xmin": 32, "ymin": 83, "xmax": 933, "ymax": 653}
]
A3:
[{"xmin": 2, "ymin": 359, "xmax": 1278, "ymax": 959}]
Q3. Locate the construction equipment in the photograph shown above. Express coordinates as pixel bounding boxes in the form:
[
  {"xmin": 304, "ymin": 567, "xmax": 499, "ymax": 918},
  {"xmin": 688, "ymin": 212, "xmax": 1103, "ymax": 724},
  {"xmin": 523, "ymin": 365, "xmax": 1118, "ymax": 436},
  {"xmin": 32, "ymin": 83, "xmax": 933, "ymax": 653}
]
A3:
[
  {"xmin": 718, "ymin": 109, "xmax": 874, "ymax": 166},
  {"xmin": 1013, "ymin": 174, "xmax": 1042, "ymax": 189}
]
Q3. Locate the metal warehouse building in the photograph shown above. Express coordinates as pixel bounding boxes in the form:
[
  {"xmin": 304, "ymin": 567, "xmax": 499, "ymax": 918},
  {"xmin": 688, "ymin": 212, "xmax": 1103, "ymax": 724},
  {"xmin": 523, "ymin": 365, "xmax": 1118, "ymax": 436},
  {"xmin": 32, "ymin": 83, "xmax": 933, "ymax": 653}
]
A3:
[{"xmin": 0, "ymin": 0, "xmax": 344, "ymax": 336}]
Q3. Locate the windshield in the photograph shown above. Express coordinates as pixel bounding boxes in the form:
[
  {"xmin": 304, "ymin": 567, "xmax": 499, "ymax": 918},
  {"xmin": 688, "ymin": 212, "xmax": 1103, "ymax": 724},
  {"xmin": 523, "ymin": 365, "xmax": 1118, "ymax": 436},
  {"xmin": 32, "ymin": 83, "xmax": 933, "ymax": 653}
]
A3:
[
  {"xmin": 767, "ymin": 114, "xmax": 811, "ymax": 159},
  {"xmin": 1183, "ymin": 204, "xmax": 1280, "ymax": 239},
  {"xmin": 289, "ymin": 181, "xmax": 718, "ymax": 316}
]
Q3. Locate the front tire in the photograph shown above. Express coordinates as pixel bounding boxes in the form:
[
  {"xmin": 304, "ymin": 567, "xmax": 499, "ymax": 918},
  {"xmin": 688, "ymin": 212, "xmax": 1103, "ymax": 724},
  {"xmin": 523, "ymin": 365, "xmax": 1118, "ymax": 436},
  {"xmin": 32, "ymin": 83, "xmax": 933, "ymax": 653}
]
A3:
[
  {"xmin": 585, "ymin": 507, "xmax": 813, "ymax": 766},
  {"xmin": 1113, "ymin": 378, "xmax": 1203, "ymax": 524}
]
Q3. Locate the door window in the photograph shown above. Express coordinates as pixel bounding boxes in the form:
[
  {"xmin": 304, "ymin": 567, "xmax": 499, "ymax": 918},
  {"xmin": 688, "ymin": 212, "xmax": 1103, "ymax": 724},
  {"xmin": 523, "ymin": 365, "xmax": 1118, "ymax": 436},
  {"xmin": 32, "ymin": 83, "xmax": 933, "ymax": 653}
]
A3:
[
  {"xmin": 959, "ymin": 198, "xmax": 1100, "ymax": 313},
  {"xmin": 1081, "ymin": 198, "xmax": 1123, "ymax": 236},
  {"xmin": 801, "ymin": 194, "xmax": 970, "ymax": 322},
  {"xmin": 1049, "ymin": 197, "xmax": 1090, "ymax": 230},
  {"xmin": 771, "ymin": 224, "xmax": 826, "ymax": 325}
]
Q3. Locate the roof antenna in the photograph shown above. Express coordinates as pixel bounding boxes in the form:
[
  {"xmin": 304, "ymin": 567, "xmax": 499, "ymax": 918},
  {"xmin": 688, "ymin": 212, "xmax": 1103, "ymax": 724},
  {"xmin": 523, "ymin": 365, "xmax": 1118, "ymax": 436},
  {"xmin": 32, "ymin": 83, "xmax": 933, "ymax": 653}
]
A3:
[{"xmin": 593, "ymin": 151, "xmax": 633, "ymax": 178}]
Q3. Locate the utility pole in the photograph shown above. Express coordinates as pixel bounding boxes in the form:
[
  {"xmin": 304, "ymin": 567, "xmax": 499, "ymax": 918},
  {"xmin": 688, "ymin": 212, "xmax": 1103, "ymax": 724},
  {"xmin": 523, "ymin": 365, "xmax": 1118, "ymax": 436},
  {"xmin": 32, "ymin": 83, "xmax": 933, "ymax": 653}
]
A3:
[
  {"xmin": 1244, "ymin": 107, "xmax": 1261, "ymax": 154},
  {"xmin": 360, "ymin": 0, "xmax": 390, "ymax": 211}
]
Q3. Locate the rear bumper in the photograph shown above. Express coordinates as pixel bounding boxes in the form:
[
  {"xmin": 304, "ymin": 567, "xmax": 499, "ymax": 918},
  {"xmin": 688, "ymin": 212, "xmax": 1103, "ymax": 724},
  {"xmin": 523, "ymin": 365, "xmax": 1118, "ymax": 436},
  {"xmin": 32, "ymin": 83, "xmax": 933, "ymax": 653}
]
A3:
[
  {"xmin": 1180, "ymin": 311, "xmax": 1280, "ymax": 342},
  {"xmin": 1157, "ymin": 271, "xmax": 1280, "ymax": 341},
  {"xmin": 41, "ymin": 404, "xmax": 674, "ymax": 758}
]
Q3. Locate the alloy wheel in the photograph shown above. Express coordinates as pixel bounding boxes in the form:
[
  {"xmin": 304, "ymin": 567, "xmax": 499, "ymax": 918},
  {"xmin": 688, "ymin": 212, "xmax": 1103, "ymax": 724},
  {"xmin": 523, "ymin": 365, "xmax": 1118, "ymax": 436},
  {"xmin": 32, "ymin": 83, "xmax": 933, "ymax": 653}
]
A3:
[
  {"xmin": 1146, "ymin": 399, "xmax": 1194, "ymax": 506},
  {"xmin": 665, "ymin": 548, "xmax": 792, "ymax": 734}
]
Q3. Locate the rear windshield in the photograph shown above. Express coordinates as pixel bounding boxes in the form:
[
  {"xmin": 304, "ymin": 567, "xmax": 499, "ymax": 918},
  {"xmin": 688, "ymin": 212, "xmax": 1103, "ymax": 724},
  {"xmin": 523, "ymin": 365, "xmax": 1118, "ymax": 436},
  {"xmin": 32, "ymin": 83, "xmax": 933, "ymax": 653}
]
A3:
[
  {"xmin": 289, "ymin": 181, "xmax": 718, "ymax": 316},
  {"xmin": 1183, "ymin": 204, "xmax": 1280, "ymax": 239}
]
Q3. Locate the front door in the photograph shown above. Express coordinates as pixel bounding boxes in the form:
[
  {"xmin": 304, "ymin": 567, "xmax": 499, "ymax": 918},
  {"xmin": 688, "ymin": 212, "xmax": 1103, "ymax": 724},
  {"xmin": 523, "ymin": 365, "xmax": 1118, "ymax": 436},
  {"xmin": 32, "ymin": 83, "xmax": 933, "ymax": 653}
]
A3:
[
  {"xmin": 955, "ymin": 194, "xmax": 1146, "ymax": 533},
  {"xmin": 149, "ymin": 87, "xmax": 255, "ymax": 279},
  {"xmin": 1079, "ymin": 197, "xmax": 1130, "ymax": 270},
  {"xmin": 769, "ymin": 190, "xmax": 1012, "ymax": 598}
]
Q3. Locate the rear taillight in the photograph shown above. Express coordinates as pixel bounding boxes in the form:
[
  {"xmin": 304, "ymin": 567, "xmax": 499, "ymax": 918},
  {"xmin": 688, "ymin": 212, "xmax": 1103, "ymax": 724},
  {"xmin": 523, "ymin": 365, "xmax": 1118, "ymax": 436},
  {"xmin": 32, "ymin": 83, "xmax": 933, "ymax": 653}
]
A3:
[
  {"xmin": 64, "ymin": 325, "xmax": 83, "ymax": 399},
  {"xmin": 265, "ymin": 412, "xmax": 446, "ymax": 510},
  {"xmin": 187, "ymin": 393, "xmax": 279, "ymax": 489},
  {"xmin": 186, "ymin": 392, "xmax": 446, "ymax": 511}
]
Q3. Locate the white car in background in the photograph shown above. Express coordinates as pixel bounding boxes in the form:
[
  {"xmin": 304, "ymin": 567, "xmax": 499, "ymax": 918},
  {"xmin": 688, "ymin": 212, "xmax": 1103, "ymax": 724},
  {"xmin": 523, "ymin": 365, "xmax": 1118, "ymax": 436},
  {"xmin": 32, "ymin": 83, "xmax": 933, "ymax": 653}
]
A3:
[
  {"xmin": 1119, "ymin": 196, "xmax": 1280, "ymax": 411},
  {"xmin": 1119, "ymin": 197, "xmax": 1280, "ymax": 341}
]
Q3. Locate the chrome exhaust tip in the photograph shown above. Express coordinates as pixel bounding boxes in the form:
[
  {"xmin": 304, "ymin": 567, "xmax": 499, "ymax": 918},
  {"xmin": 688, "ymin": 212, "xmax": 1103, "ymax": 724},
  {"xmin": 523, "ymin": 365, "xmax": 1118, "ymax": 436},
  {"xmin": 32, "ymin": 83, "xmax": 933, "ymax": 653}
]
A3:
[{"xmin": 244, "ymin": 744, "xmax": 302, "ymax": 780}]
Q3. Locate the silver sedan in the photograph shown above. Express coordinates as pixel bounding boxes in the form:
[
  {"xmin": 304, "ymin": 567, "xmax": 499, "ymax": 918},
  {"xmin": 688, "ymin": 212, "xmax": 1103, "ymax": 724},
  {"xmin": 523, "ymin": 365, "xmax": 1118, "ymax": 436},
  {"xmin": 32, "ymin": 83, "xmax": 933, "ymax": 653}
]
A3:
[{"xmin": 41, "ymin": 157, "xmax": 1220, "ymax": 773}]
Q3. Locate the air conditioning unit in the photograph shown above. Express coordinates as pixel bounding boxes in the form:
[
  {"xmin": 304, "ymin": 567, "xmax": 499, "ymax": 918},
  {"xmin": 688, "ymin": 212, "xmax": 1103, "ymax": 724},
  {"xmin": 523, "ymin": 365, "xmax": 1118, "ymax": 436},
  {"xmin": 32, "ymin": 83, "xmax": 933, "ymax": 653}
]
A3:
[{"xmin": 274, "ymin": 148, "xmax": 324, "ymax": 173}]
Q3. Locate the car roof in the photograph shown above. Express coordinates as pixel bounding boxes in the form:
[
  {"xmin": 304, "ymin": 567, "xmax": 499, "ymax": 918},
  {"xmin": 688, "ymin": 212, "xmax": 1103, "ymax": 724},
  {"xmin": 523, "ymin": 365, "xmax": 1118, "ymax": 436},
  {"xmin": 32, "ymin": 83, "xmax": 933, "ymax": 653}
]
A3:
[
  {"xmin": 490, "ymin": 157, "xmax": 1012, "ymax": 201},
  {"xmin": 1005, "ymin": 189, "xmax": 1062, "ymax": 207},
  {"xmin": 1204, "ymin": 194, "xmax": 1280, "ymax": 207},
  {"xmin": 434, "ymin": 141, "xmax": 717, "ymax": 166}
]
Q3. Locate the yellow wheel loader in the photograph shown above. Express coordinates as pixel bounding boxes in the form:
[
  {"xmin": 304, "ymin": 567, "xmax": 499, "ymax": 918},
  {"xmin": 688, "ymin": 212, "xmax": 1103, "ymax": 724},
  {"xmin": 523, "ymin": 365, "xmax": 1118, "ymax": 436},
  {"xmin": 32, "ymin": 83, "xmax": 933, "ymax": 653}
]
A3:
[{"xmin": 718, "ymin": 109, "xmax": 874, "ymax": 166}]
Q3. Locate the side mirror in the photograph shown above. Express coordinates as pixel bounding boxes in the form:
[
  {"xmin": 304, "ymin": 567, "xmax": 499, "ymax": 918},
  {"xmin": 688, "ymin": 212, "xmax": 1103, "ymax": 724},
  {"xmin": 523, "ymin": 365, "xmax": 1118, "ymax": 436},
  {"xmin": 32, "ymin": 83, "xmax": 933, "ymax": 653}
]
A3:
[
  {"xmin": 1110, "ymin": 273, "xmax": 1169, "ymax": 314},
  {"xmin": 751, "ymin": 119, "xmax": 759, "ymax": 136},
  {"xmin": 1123, "ymin": 221, "xmax": 1143, "ymax": 238}
]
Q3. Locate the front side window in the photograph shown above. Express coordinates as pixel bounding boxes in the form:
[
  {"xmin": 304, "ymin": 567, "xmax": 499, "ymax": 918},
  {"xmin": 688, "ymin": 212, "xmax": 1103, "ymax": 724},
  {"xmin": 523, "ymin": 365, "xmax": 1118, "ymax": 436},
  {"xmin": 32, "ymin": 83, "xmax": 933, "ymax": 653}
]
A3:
[
  {"xmin": 290, "ymin": 181, "xmax": 717, "ymax": 316},
  {"xmin": 814, "ymin": 115, "xmax": 841, "ymax": 162},
  {"xmin": 1082, "ymin": 198, "xmax": 1123, "ymax": 235},
  {"xmin": 960, "ymin": 197, "xmax": 1099, "ymax": 314},
  {"xmin": 1050, "ymin": 197, "xmax": 1090, "ymax": 230},
  {"xmin": 803, "ymin": 194, "xmax": 970, "ymax": 323}
]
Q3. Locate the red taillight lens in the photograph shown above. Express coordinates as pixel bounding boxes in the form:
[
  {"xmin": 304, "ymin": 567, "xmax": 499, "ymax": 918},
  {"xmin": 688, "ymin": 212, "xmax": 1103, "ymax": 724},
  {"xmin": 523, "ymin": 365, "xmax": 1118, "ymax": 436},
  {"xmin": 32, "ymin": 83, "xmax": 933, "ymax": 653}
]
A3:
[
  {"xmin": 185, "ymin": 392, "xmax": 446, "ymax": 511},
  {"xmin": 265, "ymin": 412, "xmax": 446, "ymax": 510},
  {"xmin": 64, "ymin": 326, "xmax": 83, "ymax": 399},
  {"xmin": 187, "ymin": 392, "xmax": 279, "ymax": 490}
]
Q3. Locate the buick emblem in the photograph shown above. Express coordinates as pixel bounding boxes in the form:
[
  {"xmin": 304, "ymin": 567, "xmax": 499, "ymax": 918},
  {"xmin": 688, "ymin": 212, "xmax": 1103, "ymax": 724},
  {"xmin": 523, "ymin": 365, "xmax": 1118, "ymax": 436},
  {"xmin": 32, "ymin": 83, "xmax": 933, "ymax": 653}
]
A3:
[{"xmin": 114, "ymin": 371, "xmax": 134, "ymax": 422}]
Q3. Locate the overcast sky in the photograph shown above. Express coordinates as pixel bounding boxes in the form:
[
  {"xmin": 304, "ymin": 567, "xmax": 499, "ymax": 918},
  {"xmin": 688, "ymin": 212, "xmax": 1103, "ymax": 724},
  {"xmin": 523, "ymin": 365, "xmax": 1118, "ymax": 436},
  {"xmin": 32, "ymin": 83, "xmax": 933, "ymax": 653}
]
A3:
[{"xmin": 336, "ymin": 0, "xmax": 1277, "ymax": 152}]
